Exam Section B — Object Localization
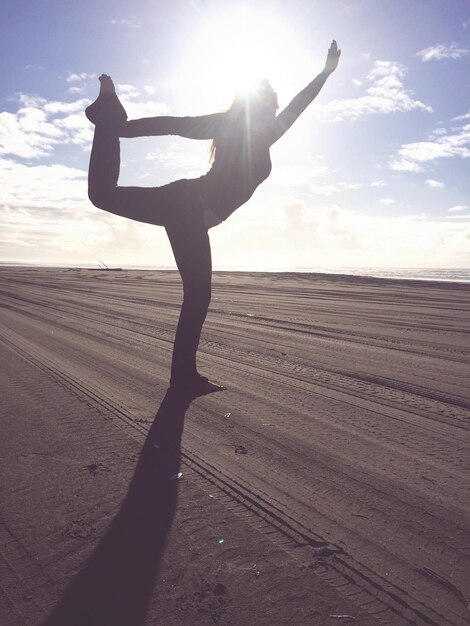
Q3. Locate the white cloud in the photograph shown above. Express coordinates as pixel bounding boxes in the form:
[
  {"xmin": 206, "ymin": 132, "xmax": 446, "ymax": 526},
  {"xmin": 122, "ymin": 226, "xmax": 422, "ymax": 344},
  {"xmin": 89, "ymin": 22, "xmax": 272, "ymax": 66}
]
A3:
[
  {"xmin": 115, "ymin": 84, "xmax": 169, "ymax": 118},
  {"xmin": 0, "ymin": 95, "xmax": 92, "ymax": 159},
  {"xmin": 66, "ymin": 72, "xmax": 96, "ymax": 83},
  {"xmin": 0, "ymin": 85, "xmax": 168, "ymax": 160},
  {"xmin": 417, "ymin": 43, "xmax": 469, "ymax": 61},
  {"xmin": 241, "ymin": 202, "xmax": 470, "ymax": 268},
  {"xmin": 309, "ymin": 183, "xmax": 340, "ymax": 196},
  {"xmin": 43, "ymin": 98, "xmax": 90, "ymax": 115},
  {"xmin": 390, "ymin": 120, "xmax": 470, "ymax": 171},
  {"xmin": 24, "ymin": 64, "xmax": 43, "ymax": 71},
  {"xmin": 425, "ymin": 179, "xmax": 444, "ymax": 188},
  {"xmin": 17, "ymin": 94, "xmax": 47, "ymax": 107},
  {"xmin": 317, "ymin": 60, "xmax": 431, "ymax": 122},
  {"xmin": 388, "ymin": 159, "xmax": 423, "ymax": 173},
  {"xmin": 274, "ymin": 163, "xmax": 332, "ymax": 188},
  {"xmin": 3, "ymin": 182, "xmax": 470, "ymax": 268},
  {"xmin": 281, "ymin": 203, "xmax": 361, "ymax": 253},
  {"xmin": 400, "ymin": 214, "xmax": 427, "ymax": 221},
  {"xmin": 380, "ymin": 198, "xmax": 394, "ymax": 205},
  {"xmin": 121, "ymin": 99, "xmax": 169, "ymax": 119},
  {"xmin": 117, "ymin": 84, "xmax": 141, "ymax": 98},
  {"xmin": 65, "ymin": 72, "xmax": 97, "ymax": 94},
  {"xmin": 54, "ymin": 114, "xmax": 93, "ymax": 146},
  {"xmin": 275, "ymin": 168, "xmax": 385, "ymax": 195},
  {"xmin": 343, "ymin": 183, "xmax": 362, "ymax": 190},
  {"xmin": 145, "ymin": 141, "xmax": 210, "ymax": 177},
  {"xmin": 429, "ymin": 127, "xmax": 447, "ymax": 138},
  {"xmin": 0, "ymin": 157, "xmax": 89, "ymax": 211},
  {"xmin": 0, "ymin": 179, "xmax": 169, "ymax": 267},
  {"xmin": 448, "ymin": 205, "xmax": 468, "ymax": 212},
  {"xmin": 0, "ymin": 110, "xmax": 58, "ymax": 159},
  {"xmin": 308, "ymin": 181, "xmax": 363, "ymax": 196},
  {"xmin": 453, "ymin": 111, "xmax": 470, "ymax": 121},
  {"xmin": 110, "ymin": 16, "xmax": 141, "ymax": 28}
]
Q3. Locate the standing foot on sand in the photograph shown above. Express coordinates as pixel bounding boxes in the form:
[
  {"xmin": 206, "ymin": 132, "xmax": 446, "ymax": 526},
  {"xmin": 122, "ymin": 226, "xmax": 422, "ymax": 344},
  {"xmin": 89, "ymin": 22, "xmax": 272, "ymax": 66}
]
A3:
[
  {"xmin": 85, "ymin": 74, "xmax": 127, "ymax": 126},
  {"xmin": 169, "ymin": 374, "xmax": 226, "ymax": 397}
]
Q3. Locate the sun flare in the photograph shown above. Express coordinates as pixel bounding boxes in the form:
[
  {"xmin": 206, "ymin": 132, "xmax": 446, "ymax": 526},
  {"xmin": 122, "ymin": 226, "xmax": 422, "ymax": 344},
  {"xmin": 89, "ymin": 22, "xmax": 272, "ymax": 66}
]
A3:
[{"xmin": 179, "ymin": 7, "xmax": 314, "ymax": 111}]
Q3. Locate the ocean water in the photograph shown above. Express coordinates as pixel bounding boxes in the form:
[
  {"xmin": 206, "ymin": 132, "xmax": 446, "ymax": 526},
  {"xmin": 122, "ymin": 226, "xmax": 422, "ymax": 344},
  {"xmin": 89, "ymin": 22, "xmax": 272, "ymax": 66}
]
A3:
[
  {"xmin": 211, "ymin": 266, "xmax": 470, "ymax": 283},
  {"xmin": 286, "ymin": 267, "xmax": 470, "ymax": 283},
  {"xmin": 2, "ymin": 262, "xmax": 470, "ymax": 283}
]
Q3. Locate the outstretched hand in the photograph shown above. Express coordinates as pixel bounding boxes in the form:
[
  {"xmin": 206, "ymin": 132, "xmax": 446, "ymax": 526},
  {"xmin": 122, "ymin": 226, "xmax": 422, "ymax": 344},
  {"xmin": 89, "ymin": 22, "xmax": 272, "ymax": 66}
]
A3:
[{"xmin": 323, "ymin": 40, "xmax": 341, "ymax": 75}]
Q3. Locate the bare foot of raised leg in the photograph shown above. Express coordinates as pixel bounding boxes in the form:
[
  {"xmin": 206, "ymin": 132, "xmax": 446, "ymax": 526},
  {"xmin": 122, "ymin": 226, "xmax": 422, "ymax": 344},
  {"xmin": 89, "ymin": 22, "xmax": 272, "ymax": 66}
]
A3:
[
  {"xmin": 85, "ymin": 74, "xmax": 127, "ymax": 126},
  {"xmin": 98, "ymin": 74, "xmax": 116, "ymax": 95}
]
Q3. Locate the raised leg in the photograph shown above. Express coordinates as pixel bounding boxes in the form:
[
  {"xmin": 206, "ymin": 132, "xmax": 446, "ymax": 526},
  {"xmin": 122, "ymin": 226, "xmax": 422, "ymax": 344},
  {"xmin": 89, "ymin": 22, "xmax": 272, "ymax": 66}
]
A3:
[
  {"xmin": 86, "ymin": 76, "xmax": 170, "ymax": 227},
  {"xmin": 86, "ymin": 75, "xmax": 126, "ymax": 208}
]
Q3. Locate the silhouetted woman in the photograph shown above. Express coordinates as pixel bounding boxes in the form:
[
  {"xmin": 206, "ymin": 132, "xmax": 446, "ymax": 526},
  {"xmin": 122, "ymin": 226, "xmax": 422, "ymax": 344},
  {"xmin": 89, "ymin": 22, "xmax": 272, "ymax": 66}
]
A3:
[{"xmin": 86, "ymin": 41, "xmax": 341, "ymax": 394}]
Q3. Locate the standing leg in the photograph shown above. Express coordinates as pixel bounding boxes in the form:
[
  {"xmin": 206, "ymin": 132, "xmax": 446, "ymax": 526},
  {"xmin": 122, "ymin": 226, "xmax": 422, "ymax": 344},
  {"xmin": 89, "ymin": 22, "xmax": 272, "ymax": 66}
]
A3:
[{"xmin": 166, "ymin": 210, "xmax": 215, "ymax": 390}]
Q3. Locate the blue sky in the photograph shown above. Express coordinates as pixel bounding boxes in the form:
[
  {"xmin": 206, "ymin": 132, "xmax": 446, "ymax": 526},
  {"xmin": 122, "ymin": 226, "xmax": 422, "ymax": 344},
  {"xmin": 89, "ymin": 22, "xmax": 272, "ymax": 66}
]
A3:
[{"xmin": 1, "ymin": 0, "xmax": 469, "ymax": 269}]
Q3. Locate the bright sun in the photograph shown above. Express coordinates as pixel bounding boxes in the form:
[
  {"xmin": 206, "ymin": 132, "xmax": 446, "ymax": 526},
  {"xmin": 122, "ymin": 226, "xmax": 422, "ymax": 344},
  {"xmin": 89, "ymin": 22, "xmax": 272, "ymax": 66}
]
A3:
[{"xmin": 180, "ymin": 7, "xmax": 314, "ymax": 111}]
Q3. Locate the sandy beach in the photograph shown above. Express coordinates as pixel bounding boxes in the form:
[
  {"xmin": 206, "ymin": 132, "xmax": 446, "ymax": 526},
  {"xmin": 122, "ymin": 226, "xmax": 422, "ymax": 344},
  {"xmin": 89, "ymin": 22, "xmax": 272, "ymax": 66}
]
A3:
[{"xmin": 1, "ymin": 266, "xmax": 469, "ymax": 625}]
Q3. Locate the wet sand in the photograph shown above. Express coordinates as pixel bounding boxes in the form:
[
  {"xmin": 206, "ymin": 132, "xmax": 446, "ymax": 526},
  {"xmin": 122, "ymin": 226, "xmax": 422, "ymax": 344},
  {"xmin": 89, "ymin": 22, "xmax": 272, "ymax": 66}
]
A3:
[{"xmin": 1, "ymin": 266, "xmax": 469, "ymax": 625}]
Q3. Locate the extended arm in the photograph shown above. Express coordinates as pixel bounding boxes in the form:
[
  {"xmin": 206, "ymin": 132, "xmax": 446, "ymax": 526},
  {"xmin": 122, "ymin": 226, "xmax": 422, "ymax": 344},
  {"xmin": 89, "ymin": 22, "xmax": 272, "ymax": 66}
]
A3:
[
  {"xmin": 120, "ymin": 112, "xmax": 225, "ymax": 139},
  {"xmin": 269, "ymin": 40, "xmax": 341, "ymax": 145}
]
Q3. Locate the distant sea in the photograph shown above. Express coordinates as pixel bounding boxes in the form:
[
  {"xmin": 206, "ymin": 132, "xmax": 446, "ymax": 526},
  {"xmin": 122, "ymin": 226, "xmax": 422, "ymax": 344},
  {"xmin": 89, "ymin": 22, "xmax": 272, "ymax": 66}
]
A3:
[
  {"xmin": 210, "ymin": 267, "xmax": 470, "ymax": 283},
  {"xmin": 282, "ymin": 267, "xmax": 470, "ymax": 283},
  {"xmin": 2, "ymin": 262, "xmax": 470, "ymax": 283}
]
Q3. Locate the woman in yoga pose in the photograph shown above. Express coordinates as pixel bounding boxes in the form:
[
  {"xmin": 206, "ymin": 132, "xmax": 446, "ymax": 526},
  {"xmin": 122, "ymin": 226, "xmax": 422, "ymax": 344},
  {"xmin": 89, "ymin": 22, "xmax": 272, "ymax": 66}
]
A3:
[{"xmin": 86, "ymin": 40, "xmax": 341, "ymax": 394}]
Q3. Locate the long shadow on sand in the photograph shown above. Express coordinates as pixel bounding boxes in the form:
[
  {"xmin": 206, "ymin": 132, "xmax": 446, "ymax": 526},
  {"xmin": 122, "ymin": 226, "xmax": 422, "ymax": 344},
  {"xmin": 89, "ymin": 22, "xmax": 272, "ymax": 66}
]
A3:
[{"xmin": 43, "ymin": 389, "xmax": 193, "ymax": 626}]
